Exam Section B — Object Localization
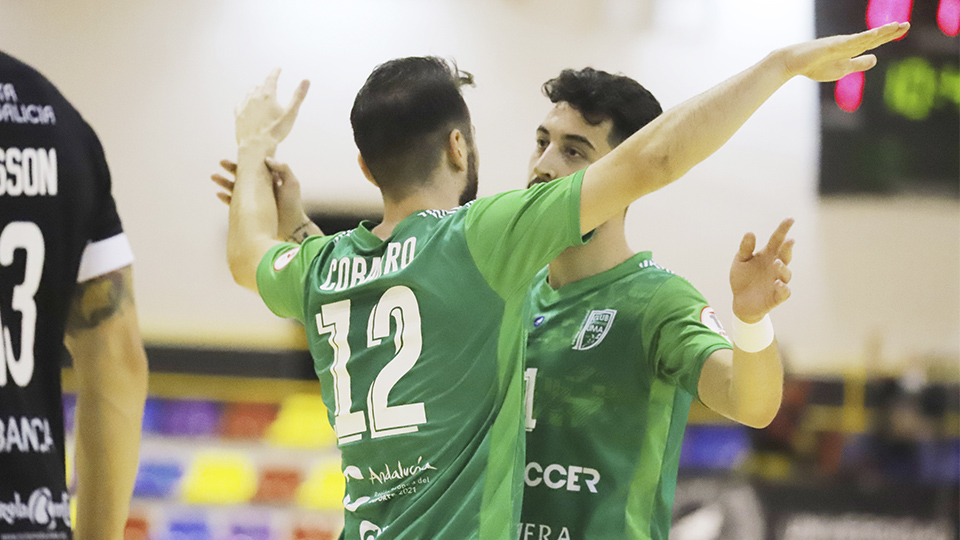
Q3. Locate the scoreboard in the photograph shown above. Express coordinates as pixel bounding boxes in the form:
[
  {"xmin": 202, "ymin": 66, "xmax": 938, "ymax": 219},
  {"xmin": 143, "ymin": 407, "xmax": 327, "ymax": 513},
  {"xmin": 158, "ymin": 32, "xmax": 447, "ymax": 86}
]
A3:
[{"xmin": 817, "ymin": 0, "xmax": 959, "ymax": 197}]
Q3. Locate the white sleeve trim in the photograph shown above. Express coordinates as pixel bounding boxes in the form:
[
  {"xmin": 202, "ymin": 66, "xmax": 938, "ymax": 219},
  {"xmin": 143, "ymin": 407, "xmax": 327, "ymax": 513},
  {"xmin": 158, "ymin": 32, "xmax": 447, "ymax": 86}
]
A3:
[{"xmin": 76, "ymin": 233, "xmax": 134, "ymax": 283}]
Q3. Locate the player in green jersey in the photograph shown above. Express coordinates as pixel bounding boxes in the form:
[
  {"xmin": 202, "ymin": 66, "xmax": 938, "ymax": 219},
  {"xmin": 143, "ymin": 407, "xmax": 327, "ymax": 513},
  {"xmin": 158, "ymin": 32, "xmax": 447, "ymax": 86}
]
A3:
[
  {"xmin": 221, "ymin": 24, "xmax": 908, "ymax": 540},
  {"xmin": 518, "ymin": 68, "xmax": 794, "ymax": 540}
]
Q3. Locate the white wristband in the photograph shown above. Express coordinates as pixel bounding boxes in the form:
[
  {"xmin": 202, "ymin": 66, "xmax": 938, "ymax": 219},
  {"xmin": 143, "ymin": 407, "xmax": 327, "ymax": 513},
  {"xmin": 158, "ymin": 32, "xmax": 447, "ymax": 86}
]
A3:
[{"xmin": 732, "ymin": 314, "xmax": 775, "ymax": 353}]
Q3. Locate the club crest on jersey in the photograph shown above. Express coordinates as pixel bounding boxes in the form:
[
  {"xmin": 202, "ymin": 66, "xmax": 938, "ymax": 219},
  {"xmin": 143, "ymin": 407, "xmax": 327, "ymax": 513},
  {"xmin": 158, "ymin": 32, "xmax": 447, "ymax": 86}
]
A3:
[{"xmin": 572, "ymin": 309, "xmax": 617, "ymax": 350}]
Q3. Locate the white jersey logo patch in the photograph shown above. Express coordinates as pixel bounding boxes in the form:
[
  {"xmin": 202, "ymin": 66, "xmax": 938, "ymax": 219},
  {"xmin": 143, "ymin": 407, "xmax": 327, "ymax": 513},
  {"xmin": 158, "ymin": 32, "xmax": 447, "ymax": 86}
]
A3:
[
  {"xmin": 273, "ymin": 247, "xmax": 300, "ymax": 271},
  {"xmin": 700, "ymin": 306, "xmax": 730, "ymax": 342},
  {"xmin": 572, "ymin": 309, "xmax": 617, "ymax": 350}
]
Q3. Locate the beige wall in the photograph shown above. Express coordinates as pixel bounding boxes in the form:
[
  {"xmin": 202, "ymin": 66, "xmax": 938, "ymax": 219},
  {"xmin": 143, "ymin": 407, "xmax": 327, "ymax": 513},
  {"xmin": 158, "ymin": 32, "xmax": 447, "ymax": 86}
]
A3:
[{"xmin": 1, "ymin": 0, "xmax": 956, "ymax": 373}]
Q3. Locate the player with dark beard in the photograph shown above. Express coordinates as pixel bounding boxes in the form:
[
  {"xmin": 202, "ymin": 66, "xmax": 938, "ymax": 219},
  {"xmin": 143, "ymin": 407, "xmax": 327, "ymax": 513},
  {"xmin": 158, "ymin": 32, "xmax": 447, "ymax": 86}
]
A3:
[{"xmin": 219, "ymin": 23, "xmax": 907, "ymax": 539}]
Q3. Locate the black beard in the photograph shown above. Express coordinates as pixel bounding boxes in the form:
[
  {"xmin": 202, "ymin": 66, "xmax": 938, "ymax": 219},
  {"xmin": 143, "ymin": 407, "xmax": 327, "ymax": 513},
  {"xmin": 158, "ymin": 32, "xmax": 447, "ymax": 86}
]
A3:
[{"xmin": 458, "ymin": 147, "xmax": 479, "ymax": 205}]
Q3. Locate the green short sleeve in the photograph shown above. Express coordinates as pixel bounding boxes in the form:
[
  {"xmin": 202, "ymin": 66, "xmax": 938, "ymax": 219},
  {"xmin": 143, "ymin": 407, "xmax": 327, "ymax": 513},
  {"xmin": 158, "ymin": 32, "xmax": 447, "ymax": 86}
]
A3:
[
  {"xmin": 255, "ymin": 235, "xmax": 332, "ymax": 319},
  {"xmin": 463, "ymin": 170, "xmax": 588, "ymax": 299},
  {"xmin": 642, "ymin": 276, "xmax": 733, "ymax": 399}
]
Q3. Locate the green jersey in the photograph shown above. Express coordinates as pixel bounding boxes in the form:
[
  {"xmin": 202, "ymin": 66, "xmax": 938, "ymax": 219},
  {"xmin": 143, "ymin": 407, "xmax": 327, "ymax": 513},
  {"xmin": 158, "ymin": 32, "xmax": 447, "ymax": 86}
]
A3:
[
  {"xmin": 520, "ymin": 252, "xmax": 732, "ymax": 540},
  {"xmin": 256, "ymin": 172, "xmax": 587, "ymax": 540}
]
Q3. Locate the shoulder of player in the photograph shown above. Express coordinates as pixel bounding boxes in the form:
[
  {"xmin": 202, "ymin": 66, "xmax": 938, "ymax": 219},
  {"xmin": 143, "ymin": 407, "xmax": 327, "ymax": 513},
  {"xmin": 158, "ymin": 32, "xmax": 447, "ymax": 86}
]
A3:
[
  {"xmin": 465, "ymin": 174, "xmax": 580, "ymax": 212},
  {"xmin": 416, "ymin": 207, "xmax": 464, "ymax": 220},
  {"xmin": 1, "ymin": 54, "xmax": 78, "ymax": 113},
  {"xmin": 269, "ymin": 233, "xmax": 341, "ymax": 267},
  {"xmin": 623, "ymin": 257, "xmax": 692, "ymax": 294},
  {"xmin": 634, "ymin": 257, "xmax": 675, "ymax": 276},
  {"xmin": 321, "ymin": 229, "xmax": 349, "ymax": 242},
  {"xmin": 0, "ymin": 51, "xmax": 44, "ymax": 82},
  {"xmin": 630, "ymin": 260, "xmax": 705, "ymax": 303},
  {"xmin": 294, "ymin": 232, "xmax": 348, "ymax": 265}
]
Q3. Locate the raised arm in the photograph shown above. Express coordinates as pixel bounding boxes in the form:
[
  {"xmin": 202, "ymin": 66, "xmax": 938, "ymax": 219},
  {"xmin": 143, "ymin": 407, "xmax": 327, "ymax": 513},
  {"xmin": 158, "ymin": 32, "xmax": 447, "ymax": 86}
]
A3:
[
  {"xmin": 213, "ymin": 158, "xmax": 323, "ymax": 243},
  {"xmin": 579, "ymin": 22, "xmax": 910, "ymax": 234},
  {"xmin": 64, "ymin": 266, "xmax": 148, "ymax": 540},
  {"xmin": 698, "ymin": 218, "xmax": 795, "ymax": 428},
  {"xmin": 228, "ymin": 69, "xmax": 310, "ymax": 291}
]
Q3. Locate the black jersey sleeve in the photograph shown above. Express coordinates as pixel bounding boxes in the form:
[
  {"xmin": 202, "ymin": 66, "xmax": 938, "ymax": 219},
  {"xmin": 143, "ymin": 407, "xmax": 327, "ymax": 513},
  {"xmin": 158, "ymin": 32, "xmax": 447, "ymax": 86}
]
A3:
[{"xmin": 74, "ymin": 120, "xmax": 133, "ymax": 282}]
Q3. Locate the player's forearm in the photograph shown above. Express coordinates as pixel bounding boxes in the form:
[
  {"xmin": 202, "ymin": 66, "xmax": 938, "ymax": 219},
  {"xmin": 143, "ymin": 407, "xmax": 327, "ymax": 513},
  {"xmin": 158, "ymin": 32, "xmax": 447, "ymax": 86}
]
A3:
[
  {"xmin": 633, "ymin": 51, "xmax": 792, "ymax": 181},
  {"xmin": 581, "ymin": 50, "xmax": 793, "ymax": 233},
  {"xmin": 228, "ymin": 139, "xmax": 282, "ymax": 290},
  {"xmin": 729, "ymin": 343, "xmax": 784, "ymax": 428},
  {"xmin": 69, "ymin": 309, "xmax": 148, "ymax": 540},
  {"xmin": 284, "ymin": 216, "xmax": 322, "ymax": 243}
]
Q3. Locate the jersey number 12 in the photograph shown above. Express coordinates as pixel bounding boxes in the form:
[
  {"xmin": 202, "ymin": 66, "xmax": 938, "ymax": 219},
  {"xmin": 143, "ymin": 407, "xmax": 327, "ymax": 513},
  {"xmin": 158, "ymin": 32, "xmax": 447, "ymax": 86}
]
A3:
[{"xmin": 317, "ymin": 285, "xmax": 427, "ymax": 444}]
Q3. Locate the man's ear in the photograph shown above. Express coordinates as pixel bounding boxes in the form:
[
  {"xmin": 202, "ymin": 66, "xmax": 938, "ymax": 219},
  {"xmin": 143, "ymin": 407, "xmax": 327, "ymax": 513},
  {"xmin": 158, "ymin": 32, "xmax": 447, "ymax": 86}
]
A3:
[
  {"xmin": 358, "ymin": 153, "xmax": 379, "ymax": 187},
  {"xmin": 446, "ymin": 129, "xmax": 468, "ymax": 172}
]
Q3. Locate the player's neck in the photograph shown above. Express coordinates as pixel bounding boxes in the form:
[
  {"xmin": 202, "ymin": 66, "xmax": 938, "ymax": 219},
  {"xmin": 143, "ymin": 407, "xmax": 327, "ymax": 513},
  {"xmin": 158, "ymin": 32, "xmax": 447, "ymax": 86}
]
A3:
[
  {"xmin": 547, "ymin": 218, "xmax": 633, "ymax": 289},
  {"xmin": 372, "ymin": 176, "xmax": 463, "ymax": 240}
]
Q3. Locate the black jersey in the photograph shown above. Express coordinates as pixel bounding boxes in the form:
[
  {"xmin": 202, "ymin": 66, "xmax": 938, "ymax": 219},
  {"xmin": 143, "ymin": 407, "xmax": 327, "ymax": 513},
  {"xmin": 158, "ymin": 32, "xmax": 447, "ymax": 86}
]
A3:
[{"xmin": 0, "ymin": 51, "xmax": 133, "ymax": 538}]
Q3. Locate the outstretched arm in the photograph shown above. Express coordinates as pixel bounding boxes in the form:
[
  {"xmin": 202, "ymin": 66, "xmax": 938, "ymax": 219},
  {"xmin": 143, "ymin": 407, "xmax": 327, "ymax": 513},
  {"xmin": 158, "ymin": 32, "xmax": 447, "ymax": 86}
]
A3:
[
  {"xmin": 698, "ymin": 218, "xmax": 795, "ymax": 428},
  {"xmin": 65, "ymin": 266, "xmax": 148, "ymax": 540},
  {"xmin": 579, "ymin": 22, "xmax": 909, "ymax": 234},
  {"xmin": 228, "ymin": 69, "xmax": 310, "ymax": 291}
]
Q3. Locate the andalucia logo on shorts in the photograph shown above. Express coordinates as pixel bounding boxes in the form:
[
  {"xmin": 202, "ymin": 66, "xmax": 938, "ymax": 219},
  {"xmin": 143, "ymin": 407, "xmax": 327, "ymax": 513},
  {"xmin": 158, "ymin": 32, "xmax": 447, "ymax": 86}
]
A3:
[{"xmin": 572, "ymin": 309, "xmax": 617, "ymax": 350}]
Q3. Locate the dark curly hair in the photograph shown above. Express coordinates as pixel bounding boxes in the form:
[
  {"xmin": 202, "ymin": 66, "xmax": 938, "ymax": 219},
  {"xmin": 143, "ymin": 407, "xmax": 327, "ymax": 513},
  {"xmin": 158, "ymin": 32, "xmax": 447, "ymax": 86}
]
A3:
[{"xmin": 542, "ymin": 68, "xmax": 662, "ymax": 147}]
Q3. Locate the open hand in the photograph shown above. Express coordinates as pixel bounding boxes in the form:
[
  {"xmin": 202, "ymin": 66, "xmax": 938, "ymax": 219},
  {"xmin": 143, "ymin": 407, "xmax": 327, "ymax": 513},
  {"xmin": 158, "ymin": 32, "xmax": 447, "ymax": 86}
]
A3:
[
  {"xmin": 730, "ymin": 218, "xmax": 795, "ymax": 323},
  {"xmin": 781, "ymin": 21, "xmax": 909, "ymax": 82},
  {"xmin": 234, "ymin": 68, "xmax": 310, "ymax": 146}
]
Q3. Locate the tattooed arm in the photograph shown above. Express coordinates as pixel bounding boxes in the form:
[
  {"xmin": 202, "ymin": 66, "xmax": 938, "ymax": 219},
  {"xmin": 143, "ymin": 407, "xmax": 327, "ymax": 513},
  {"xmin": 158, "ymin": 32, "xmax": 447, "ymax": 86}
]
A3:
[{"xmin": 64, "ymin": 266, "xmax": 148, "ymax": 540}]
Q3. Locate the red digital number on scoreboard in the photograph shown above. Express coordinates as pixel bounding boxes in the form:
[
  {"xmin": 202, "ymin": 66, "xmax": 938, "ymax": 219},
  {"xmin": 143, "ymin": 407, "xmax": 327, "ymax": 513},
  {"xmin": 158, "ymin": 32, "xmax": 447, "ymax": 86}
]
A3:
[
  {"xmin": 834, "ymin": 0, "xmax": 959, "ymax": 112},
  {"xmin": 939, "ymin": 0, "xmax": 960, "ymax": 36}
]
